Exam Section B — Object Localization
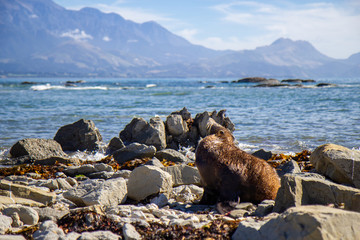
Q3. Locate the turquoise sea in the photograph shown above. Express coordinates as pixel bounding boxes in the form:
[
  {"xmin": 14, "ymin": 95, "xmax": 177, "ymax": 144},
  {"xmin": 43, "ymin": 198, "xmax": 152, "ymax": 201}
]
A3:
[{"xmin": 1, "ymin": 78, "xmax": 359, "ymax": 157}]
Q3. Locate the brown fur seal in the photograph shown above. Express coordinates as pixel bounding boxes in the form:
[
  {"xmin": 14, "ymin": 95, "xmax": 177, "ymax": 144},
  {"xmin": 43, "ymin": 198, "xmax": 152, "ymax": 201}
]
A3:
[{"xmin": 195, "ymin": 124, "xmax": 280, "ymax": 213}]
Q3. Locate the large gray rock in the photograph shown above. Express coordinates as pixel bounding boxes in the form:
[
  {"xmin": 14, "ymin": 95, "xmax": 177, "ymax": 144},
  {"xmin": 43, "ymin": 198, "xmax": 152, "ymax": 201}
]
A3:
[
  {"xmin": 63, "ymin": 178, "xmax": 127, "ymax": 207},
  {"xmin": 155, "ymin": 149, "xmax": 188, "ymax": 163},
  {"xmin": 120, "ymin": 117, "xmax": 166, "ymax": 150},
  {"xmin": 54, "ymin": 119, "xmax": 102, "ymax": 152},
  {"xmin": 163, "ymin": 164, "xmax": 201, "ymax": 187},
  {"xmin": 9, "ymin": 138, "xmax": 67, "ymax": 160},
  {"xmin": 166, "ymin": 114, "xmax": 189, "ymax": 136},
  {"xmin": 128, "ymin": 165, "xmax": 173, "ymax": 201},
  {"xmin": 0, "ymin": 180, "xmax": 56, "ymax": 206},
  {"xmin": 194, "ymin": 110, "xmax": 235, "ymax": 137},
  {"xmin": 33, "ymin": 220, "xmax": 66, "ymax": 240},
  {"xmin": 232, "ymin": 205, "xmax": 360, "ymax": 240},
  {"xmin": 310, "ymin": 143, "xmax": 360, "ymax": 188},
  {"xmin": 273, "ymin": 173, "xmax": 360, "ymax": 213},
  {"xmin": 170, "ymin": 107, "xmax": 192, "ymax": 121},
  {"xmin": 277, "ymin": 160, "xmax": 301, "ymax": 177},
  {"xmin": 34, "ymin": 207, "xmax": 69, "ymax": 222},
  {"xmin": 113, "ymin": 143, "xmax": 156, "ymax": 164},
  {"xmin": 2, "ymin": 205, "xmax": 39, "ymax": 225}
]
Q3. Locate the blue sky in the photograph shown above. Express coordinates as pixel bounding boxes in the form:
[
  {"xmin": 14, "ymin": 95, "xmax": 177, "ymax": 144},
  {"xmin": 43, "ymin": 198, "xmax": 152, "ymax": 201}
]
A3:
[{"xmin": 53, "ymin": 0, "xmax": 360, "ymax": 59}]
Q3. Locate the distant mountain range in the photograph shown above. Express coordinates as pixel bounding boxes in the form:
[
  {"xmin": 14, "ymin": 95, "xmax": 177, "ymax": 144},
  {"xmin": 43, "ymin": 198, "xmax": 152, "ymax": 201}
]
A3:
[{"xmin": 1, "ymin": 0, "xmax": 359, "ymax": 78}]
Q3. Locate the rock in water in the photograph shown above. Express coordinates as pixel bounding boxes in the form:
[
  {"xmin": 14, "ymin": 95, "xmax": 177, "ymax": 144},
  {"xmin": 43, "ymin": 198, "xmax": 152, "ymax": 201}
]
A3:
[
  {"xmin": 54, "ymin": 119, "xmax": 102, "ymax": 152},
  {"xmin": 120, "ymin": 117, "xmax": 166, "ymax": 150},
  {"xmin": 310, "ymin": 143, "xmax": 360, "ymax": 188}
]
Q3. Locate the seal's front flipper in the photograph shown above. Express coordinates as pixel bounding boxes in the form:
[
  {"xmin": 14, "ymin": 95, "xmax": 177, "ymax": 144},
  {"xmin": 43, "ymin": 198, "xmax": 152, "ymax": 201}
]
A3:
[{"xmin": 216, "ymin": 200, "xmax": 240, "ymax": 214}]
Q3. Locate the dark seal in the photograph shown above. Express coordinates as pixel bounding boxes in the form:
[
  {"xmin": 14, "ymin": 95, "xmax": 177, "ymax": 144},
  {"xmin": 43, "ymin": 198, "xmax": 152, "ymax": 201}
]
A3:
[{"xmin": 195, "ymin": 123, "xmax": 280, "ymax": 213}]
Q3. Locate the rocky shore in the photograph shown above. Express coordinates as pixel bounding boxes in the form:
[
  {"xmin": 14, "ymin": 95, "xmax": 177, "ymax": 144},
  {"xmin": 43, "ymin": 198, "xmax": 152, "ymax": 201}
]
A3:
[{"xmin": 0, "ymin": 108, "xmax": 359, "ymax": 239}]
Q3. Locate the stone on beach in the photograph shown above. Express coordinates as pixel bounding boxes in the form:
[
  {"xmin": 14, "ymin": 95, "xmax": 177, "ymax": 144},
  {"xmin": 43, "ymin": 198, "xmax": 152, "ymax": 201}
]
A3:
[
  {"xmin": 2, "ymin": 205, "xmax": 39, "ymax": 225},
  {"xmin": 122, "ymin": 223, "xmax": 142, "ymax": 240},
  {"xmin": 0, "ymin": 180, "xmax": 56, "ymax": 206},
  {"xmin": 232, "ymin": 205, "xmax": 360, "ymax": 240},
  {"xmin": 63, "ymin": 163, "xmax": 114, "ymax": 177},
  {"xmin": 163, "ymin": 164, "xmax": 201, "ymax": 187},
  {"xmin": 33, "ymin": 220, "xmax": 66, "ymax": 240},
  {"xmin": 63, "ymin": 178, "xmax": 127, "ymax": 207},
  {"xmin": 127, "ymin": 165, "xmax": 173, "ymax": 201},
  {"xmin": 54, "ymin": 119, "xmax": 103, "ymax": 152},
  {"xmin": 113, "ymin": 143, "xmax": 156, "ymax": 164},
  {"xmin": 310, "ymin": 143, "xmax": 360, "ymax": 188},
  {"xmin": 155, "ymin": 149, "xmax": 188, "ymax": 163},
  {"xmin": 9, "ymin": 138, "xmax": 67, "ymax": 161},
  {"xmin": 273, "ymin": 172, "xmax": 360, "ymax": 213},
  {"xmin": 0, "ymin": 214, "xmax": 13, "ymax": 234}
]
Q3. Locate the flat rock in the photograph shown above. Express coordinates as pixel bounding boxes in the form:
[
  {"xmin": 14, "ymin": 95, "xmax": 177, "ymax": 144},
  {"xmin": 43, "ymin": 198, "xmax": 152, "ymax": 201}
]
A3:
[
  {"xmin": 113, "ymin": 143, "xmax": 156, "ymax": 164},
  {"xmin": 232, "ymin": 77, "xmax": 279, "ymax": 84},
  {"xmin": 54, "ymin": 119, "xmax": 103, "ymax": 152},
  {"xmin": 128, "ymin": 165, "xmax": 173, "ymax": 201},
  {"xmin": 63, "ymin": 178, "xmax": 127, "ymax": 207},
  {"xmin": 155, "ymin": 149, "xmax": 188, "ymax": 163},
  {"xmin": 310, "ymin": 143, "xmax": 360, "ymax": 188},
  {"xmin": 0, "ymin": 180, "xmax": 56, "ymax": 206},
  {"xmin": 254, "ymin": 200, "xmax": 275, "ymax": 217},
  {"xmin": 9, "ymin": 138, "xmax": 67, "ymax": 161},
  {"xmin": 0, "ymin": 195, "xmax": 44, "ymax": 207},
  {"xmin": 273, "ymin": 173, "xmax": 360, "ymax": 213},
  {"xmin": 34, "ymin": 156, "xmax": 80, "ymax": 166},
  {"xmin": 232, "ymin": 205, "xmax": 360, "ymax": 240},
  {"xmin": 34, "ymin": 207, "xmax": 70, "ymax": 222}
]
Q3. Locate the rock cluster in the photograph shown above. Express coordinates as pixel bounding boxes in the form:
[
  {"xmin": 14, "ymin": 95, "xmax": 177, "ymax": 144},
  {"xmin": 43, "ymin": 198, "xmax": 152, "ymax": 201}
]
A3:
[{"xmin": 0, "ymin": 108, "xmax": 359, "ymax": 239}]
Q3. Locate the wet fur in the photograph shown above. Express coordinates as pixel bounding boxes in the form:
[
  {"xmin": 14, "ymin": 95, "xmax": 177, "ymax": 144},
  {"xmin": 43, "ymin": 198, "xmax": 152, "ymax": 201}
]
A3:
[{"xmin": 195, "ymin": 126, "xmax": 280, "ymax": 213}]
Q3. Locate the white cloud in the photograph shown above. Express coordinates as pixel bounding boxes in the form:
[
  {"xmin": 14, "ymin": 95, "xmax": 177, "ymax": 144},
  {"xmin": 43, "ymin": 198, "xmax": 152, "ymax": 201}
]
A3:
[
  {"xmin": 103, "ymin": 36, "xmax": 111, "ymax": 42},
  {"xmin": 208, "ymin": 1, "xmax": 360, "ymax": 58},
  {"xmin": 61, "ymin": 29, "xmax": 93, "ymax": 41}
]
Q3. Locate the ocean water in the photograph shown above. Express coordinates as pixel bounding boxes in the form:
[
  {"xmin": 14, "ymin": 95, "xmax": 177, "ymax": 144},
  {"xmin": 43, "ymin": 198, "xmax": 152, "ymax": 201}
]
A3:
[{"xmin": 0, "ymin": 78, "xmax": 359, "ymax": 158}]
